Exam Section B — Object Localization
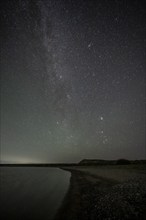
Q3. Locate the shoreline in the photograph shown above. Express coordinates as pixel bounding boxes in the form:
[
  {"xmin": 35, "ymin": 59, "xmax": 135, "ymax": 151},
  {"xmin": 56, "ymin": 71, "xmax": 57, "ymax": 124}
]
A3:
[
  {"xmin": 55, "ymin": 165, "xmax": 146, "ymax": 220},
  {"xmin": 55, "ymin": 170, "xmax": 83, "ymax": 220}
]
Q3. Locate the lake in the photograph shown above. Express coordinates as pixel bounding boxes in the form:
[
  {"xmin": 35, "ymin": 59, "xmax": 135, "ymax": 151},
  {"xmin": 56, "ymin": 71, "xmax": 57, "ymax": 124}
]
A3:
[{"xmin": 0, "ymin": 167, "xmax": 71, "ymax": 220}]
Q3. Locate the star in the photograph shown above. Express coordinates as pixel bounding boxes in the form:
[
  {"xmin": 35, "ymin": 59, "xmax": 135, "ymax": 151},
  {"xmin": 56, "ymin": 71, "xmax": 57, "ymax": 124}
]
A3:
[
  {"xmin": 88, "ymin": 42, "xmax": 92, "ymax": 49},
  {"xmin": 67, "ymin": 94, "xmax": 71, "ymax": 99}
]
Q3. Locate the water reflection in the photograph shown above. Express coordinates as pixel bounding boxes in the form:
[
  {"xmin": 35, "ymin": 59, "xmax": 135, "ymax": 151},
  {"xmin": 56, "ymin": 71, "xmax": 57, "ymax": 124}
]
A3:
[{"xmin": 0, "ymin": 167, "xmax": 70, "ymax": 220}]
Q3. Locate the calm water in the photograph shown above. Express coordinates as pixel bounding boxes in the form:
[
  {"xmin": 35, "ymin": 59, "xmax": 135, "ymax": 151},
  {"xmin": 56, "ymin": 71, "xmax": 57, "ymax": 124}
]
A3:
[{"xmin": 0, "ymin": 167, "xmax": 71, "ymax": 220}]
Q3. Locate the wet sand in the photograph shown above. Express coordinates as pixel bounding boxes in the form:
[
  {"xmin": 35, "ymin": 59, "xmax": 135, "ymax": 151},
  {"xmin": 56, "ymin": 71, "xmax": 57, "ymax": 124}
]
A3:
[{"xmin": 55, "ymin": 165, "xmax": 146, "ymax": 220}]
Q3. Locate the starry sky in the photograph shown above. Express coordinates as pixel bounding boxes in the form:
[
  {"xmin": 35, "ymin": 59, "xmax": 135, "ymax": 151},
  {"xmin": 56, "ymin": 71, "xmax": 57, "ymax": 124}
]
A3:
[{"xmin": 1, "ymin": 0, "xmax": 146, "ymax": 163}]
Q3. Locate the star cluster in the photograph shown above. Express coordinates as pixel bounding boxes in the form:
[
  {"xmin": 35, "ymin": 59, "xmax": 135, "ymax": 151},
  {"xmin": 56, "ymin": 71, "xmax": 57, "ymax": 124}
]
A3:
[{"xmin": 1, "ymin": 0, "xmax": 145, "ymax": 163}]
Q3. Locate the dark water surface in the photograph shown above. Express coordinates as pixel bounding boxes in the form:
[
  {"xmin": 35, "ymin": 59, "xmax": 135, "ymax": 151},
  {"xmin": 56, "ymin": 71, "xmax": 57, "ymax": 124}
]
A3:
[{"xmin": 0, "ymin": 167, "xmax": 70, "ymax": 220}]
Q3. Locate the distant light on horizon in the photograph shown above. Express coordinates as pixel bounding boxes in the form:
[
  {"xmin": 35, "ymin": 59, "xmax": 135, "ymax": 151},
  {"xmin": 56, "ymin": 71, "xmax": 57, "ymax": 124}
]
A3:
[{"xmin": 0, "ymin": 156, "xmax": 43, "ymax": 164}]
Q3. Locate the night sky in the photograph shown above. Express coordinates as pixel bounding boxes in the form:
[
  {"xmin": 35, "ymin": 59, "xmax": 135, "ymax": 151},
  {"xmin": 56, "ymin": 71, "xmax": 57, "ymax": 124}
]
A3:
[{"xmin": 1, "ymin": 0, "xmax": 145, "ymax": 163}]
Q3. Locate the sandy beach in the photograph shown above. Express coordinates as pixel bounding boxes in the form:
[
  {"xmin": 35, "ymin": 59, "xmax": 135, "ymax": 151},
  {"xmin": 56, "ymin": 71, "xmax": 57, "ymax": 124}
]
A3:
[{"xmin": 56, "ymin": 165, "xmax": 146, "ymax": 220}]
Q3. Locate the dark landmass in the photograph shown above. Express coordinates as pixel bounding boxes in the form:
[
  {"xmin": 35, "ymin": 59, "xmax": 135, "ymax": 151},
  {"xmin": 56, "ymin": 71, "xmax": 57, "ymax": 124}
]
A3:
[
  {"xmin": 0, "ymin": 159, "xmax": 146, "ymax": 167},
  {"xmin": 1, "ymin": 160, "xmax": 146, "ymax": 219},
  {"xmin": 79, "ymin": 159, "xmax": 146, "ymax": 165},
  {"xmin": 55, "ymin": 164, "xmax": 146, "ymax": 220}
]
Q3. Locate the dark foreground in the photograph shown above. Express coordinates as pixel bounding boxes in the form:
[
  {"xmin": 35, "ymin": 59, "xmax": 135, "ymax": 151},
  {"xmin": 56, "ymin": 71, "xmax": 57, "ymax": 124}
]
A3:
[
  {"xmin": 0, "ymin": 167, "xmax": 70, "ymax": 220},
  {"xmin": 56, "ymin": 165, "xmax": 146, "ymax": 220}
]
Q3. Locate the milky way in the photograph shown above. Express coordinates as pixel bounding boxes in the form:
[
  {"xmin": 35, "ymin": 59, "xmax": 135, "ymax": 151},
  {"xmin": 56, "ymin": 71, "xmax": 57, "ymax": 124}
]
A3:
[{"xmin": 1, "ymin": 0, "xmax": 145, "ymax": 163}]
